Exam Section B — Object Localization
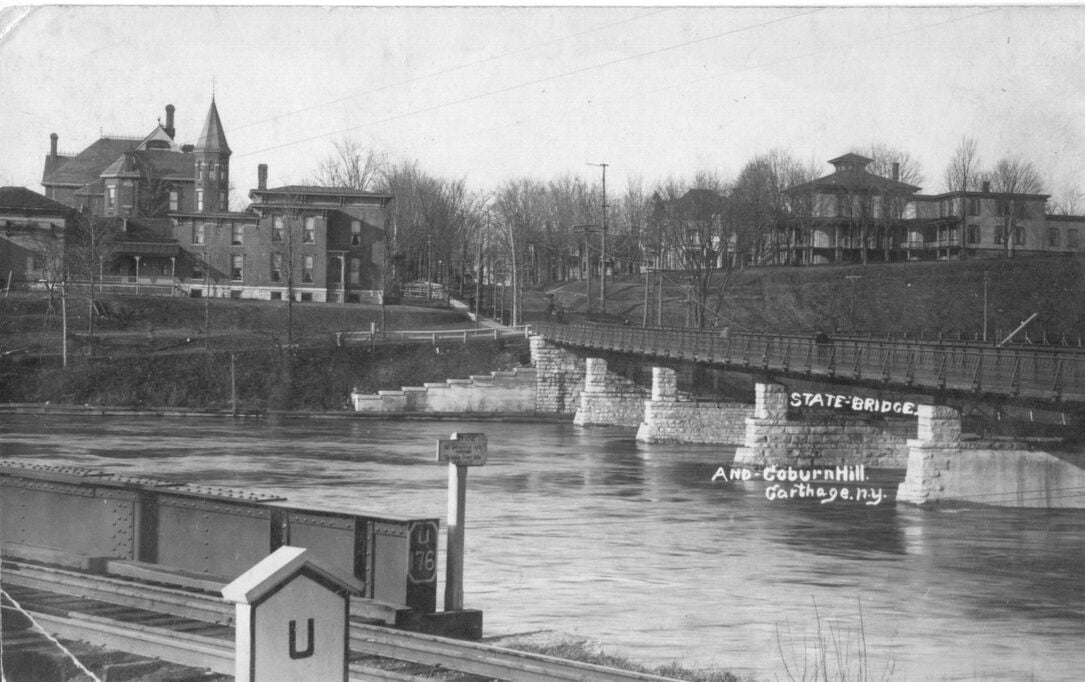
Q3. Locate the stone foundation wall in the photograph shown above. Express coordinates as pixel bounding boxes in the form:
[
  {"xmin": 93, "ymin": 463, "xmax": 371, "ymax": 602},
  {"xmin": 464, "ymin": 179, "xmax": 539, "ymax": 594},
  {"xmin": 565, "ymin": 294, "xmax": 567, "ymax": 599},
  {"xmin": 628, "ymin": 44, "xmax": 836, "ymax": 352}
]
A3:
[
  {"xmin": 530, "ymin": 336, "xmax": 585, "ymax": 415},
  {"xmin": 733, "ymin": 383, "xmax": 910, "ymax": 468},
  {"xmin": 351, "ymin": 368, "xmax": 537, "ymax": 414},
  {"xmin": 573, "ymin": 358, "xmax": 648, "ymax": 427}
]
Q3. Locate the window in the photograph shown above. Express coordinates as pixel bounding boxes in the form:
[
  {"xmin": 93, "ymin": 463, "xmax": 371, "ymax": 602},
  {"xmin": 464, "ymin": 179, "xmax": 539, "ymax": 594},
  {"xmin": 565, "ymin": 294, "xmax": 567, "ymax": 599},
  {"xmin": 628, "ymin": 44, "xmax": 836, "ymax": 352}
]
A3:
[
  {"xmin": 218, "ymin": 192, "xmax": 226, "ymax": 212},
  {"xmin": 350, "ymin": 257, "xmax": 361, "ymax": 284},
  {"xmin": 997, "ymin": 199, "xmax": 1010, "ymax": 217},
  {"xmin": 1069, "ymin": 229, "xmax": 1080, "ymax": 248},
  {"xmin": 231, "ymin": 254, "xmax": 243, "ymax": 281},
  {"xmin": 196, "ymin": 161, "xmax": 203, "ymax": 180},
  {"xmin": 967, "ymin": 197, "xmax": 980, "ymax": 216},
  {"xmin": 273, "ymin": 216, "xmax": 284, "ymax": 242},
  {"xmin": 192, "ymin": 223, "xmax": 205, "ymax": 245},
  {"xmin": 196, "ymin": 189, "xmax": 204, "ymax": 212},
  {"xmin": 994, "ymin": 226, "xmax": 1005, "ymax": 244},
  {"xmin": 302, "ymin": 255, "xmax": 314, "ymax": 283},
  {"xmin": 169, "ymin": 190, "xmax": 179, "ymax": 212},
  {"xmin": 231, "ymin": 223, "xmax": 243, "ymax": 245},
  {"xmin": 300, "ymin": 293, "xmax": 313, "ymax": 302},
  {"xmin": 208, "ymin": 162, "xmax": 216, "ymax": 180},
  {"xmin": 220, "ymin": 163, "xmax": 227, "ymax": 182},
  {"xmin": 192, "ymin": 265, "xmax": 204, "ymax": 280},
  {"xmin": 107, "ymin": 186, "xmax": 116, "ymax": 209},
  {"xmin": 270, "ymin": 291, "xmax": 282, "ymax": 300},
  {"xmin": 351, "ymin": 220, "xmax": 362, "ymax": 246},
  {"xmin": 1014, "ymin": 227, "xmax": 1025, "ymax": 246},
  {"xmin": 271, "ymin": 253, "xmax": 282, "ymax": 282},
  {"xmin": 304, "ymin": 216, "xmax": 315, "ymax": 243},
  {"xmin": 967, "ymin": 224, "xmax": 980, "ymax": 244},
  {"xmin": 836, "ymin": 195, "xmax": 852, "ymax": 218},
  {"xmin": 1048, "ymin": 228, "xmax": 1061, "ymax": 247}
]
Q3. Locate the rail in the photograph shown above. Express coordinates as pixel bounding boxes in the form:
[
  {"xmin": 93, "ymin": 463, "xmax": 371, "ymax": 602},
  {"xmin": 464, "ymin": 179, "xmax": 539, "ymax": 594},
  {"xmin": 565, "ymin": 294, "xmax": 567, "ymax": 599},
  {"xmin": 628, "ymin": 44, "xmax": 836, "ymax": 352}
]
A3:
[
  {"xmin": 533, "ymin": 322, "xmax": 1085, "ymax": 404},
  {"xmin": 2, "ymin": 561, "xmax": 682, "ymax": 682},
  {"xmin": 338, "ymin": 325, "xmax": 533, "ymax": 346}
]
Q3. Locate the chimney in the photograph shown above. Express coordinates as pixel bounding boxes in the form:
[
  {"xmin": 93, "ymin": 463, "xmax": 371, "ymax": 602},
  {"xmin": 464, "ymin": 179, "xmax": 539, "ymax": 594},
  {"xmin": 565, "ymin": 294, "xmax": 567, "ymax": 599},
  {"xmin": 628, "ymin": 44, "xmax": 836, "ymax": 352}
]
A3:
[
  {"xmin": 891, "ymin": 162, "xmax": 900, "ymax": 182},
  {"xmin": 164, "ymin": 104, "xmax": 176, "ymax": 139},
  {"xmin": 50, "ymin": 133, "xmax": 58, "ymax": 160},
  {"xmin": 982, "ymin": 180, "xmax": 991, "ymax": 193},
  {"xmin": 258, "ymin": 164, "xmax": 268, "ymax": 191}
]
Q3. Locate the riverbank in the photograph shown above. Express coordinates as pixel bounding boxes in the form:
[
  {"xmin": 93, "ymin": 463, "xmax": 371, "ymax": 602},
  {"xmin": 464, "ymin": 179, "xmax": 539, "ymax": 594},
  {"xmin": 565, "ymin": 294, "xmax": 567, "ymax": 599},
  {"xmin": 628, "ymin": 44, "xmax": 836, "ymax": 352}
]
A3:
[{"xmin": 0, "ymin": 401, "xmax": 570, "ymax": 421}]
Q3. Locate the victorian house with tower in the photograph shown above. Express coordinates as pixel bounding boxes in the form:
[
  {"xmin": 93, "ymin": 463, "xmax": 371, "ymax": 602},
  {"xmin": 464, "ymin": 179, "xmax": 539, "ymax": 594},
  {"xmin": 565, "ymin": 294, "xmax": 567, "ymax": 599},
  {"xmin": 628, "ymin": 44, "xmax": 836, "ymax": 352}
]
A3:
[{"xmin": 34, "ymin": 98, "xmax": 391, "ymax": 302}]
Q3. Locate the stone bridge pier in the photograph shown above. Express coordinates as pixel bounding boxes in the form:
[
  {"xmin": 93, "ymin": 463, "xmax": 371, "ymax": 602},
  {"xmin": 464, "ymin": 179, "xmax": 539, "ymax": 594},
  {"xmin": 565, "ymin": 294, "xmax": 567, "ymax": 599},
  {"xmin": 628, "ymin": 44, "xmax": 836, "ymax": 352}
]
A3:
[
  {"xmin": 733, "ymin": 383, "xmax": 911, "ymax": 468},
  {"xmin": 897, "ymin": 405, "xmax": 1085, "ymax": 508}
]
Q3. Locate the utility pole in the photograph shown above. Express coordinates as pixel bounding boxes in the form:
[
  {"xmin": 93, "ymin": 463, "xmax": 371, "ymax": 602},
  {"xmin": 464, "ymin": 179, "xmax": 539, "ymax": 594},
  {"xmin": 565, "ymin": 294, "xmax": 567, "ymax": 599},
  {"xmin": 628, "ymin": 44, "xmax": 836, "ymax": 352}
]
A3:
[
  {"xmin": 983, "ymin": 270, "xmax": 989, "ymax": 342},
  {"xmin": 845, "ymin": 274, "xmax": 862, "ymax": 333},
  {"xmin": 574, "ymin": 224, "xmax": 598, "ymax": 315},
  {"xmin": 587, "ymin": 162, "xmax": 608, "ymax": 314}
]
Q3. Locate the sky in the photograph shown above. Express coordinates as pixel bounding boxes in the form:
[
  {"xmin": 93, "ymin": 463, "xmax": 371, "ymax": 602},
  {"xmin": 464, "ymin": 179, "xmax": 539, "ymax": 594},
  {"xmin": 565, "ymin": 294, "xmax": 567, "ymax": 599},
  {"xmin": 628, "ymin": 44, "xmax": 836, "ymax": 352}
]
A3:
[{"xmin": 3, "ymin": 5, "xmax": 1085, "ymax": 206}]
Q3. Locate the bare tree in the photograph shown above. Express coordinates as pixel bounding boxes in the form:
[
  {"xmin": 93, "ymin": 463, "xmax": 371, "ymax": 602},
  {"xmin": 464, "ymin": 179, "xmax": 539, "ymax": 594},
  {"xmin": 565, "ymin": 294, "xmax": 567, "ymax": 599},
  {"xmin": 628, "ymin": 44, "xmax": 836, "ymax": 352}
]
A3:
[
  {"xmin": 990, "ymin": 156, "xmax": 1045, "ymax": 257},
  {"xmin": 67, "ymin": 211, "xmax": 118, "ymax": 346},
  {"xmin": 314, "ymin": 139, "xmax": 387, "ymax": 191},
  {"xmin": 650, "ymin": 174, "xmax": 736, "ymax": 328},
  {"xmin": 865, "ymin": 144, "xmax": 923, "ymax": 262},
  {"xmin": 943, "ymin": 137, "xmax": 982, "ymax": 193},
  {"xmin": 1049, "ymin": 186, "xmax": 1085, "ymax": 216}
]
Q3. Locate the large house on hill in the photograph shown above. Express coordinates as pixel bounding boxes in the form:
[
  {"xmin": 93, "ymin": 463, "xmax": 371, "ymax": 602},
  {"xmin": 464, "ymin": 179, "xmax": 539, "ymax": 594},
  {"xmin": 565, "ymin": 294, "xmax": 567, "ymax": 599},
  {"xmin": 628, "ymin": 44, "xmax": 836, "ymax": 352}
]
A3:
[
  {"xmin": 35, "ymin": 100, "xmax": 390, "ymax": 302},
  {"xmin": 780, "ymin": 153, "xmax": 1085, "ymax": 265}
]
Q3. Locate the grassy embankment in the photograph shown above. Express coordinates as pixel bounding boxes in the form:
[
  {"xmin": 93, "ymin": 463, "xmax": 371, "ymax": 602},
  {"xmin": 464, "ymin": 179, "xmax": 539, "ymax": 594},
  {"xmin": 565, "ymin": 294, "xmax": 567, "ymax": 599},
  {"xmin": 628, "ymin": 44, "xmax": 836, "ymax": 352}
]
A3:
[
  {"xmin": 4, "ymin": 254, "xmax": 1083, "ymax": 410},
  {"xmin": 0, "ymin": 295, "xmax": 526, "ymax": 410},
  {"xmin": 556, "ymin": 254, "xmax": 1085, "ymax": 340}
]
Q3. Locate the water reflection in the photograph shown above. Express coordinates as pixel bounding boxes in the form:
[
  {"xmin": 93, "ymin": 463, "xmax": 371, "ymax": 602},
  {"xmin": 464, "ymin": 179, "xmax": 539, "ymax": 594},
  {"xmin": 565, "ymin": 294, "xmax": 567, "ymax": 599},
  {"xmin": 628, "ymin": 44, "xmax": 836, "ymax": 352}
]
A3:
[{"xmin": 2, "ymin": 416, "xmax": 1085, "ymax": 680}]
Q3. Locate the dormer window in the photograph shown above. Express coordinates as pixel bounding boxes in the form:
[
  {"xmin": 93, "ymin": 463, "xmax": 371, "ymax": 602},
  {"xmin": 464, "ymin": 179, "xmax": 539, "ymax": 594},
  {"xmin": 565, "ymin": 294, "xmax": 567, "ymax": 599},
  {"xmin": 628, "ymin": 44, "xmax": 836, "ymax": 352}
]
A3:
[{"xmin": 196, "ymin": 161, "xmax": 203, "ymax": 180}]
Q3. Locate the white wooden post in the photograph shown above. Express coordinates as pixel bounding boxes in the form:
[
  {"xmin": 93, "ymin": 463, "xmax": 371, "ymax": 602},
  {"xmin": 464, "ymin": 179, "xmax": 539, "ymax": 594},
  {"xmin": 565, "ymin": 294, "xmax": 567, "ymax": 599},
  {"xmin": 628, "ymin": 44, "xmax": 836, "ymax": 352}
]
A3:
[
  {"xmin": 222, "ymin": 546, "xmax": 361, "ymax": 682},
  {"xmin": 436, "ymin": 433, "xmax": 487, "ymax": 611}
]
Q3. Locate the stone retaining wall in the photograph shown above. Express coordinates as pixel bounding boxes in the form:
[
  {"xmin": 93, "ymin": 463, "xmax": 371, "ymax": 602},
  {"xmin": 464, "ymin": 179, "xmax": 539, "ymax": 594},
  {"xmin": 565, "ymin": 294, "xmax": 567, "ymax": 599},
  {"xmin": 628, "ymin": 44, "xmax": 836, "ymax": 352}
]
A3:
[{"xmin": 351, "ymin": 368, "xmax": 537, "ymax": 414}]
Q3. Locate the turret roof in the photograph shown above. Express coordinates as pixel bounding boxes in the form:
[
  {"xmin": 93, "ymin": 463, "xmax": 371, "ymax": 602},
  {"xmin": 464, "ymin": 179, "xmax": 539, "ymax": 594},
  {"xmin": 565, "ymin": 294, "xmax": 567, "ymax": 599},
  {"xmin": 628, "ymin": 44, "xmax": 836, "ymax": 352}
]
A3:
[{"xmin": 195, "ymin": 98, "xmax": 231, "ymax": 155}]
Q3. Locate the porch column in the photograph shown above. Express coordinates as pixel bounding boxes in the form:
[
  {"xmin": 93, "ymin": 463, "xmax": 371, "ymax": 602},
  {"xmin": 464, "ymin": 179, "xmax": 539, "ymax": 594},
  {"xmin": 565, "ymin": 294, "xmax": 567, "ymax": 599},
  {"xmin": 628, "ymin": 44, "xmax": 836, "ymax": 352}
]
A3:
[
  {"xmin": 134, "ymin": 256, "xmax": 141, "ymax": 294},
  {"xmin": 170, "ymin": 256, "xmax": 176, "ymax": 295}
]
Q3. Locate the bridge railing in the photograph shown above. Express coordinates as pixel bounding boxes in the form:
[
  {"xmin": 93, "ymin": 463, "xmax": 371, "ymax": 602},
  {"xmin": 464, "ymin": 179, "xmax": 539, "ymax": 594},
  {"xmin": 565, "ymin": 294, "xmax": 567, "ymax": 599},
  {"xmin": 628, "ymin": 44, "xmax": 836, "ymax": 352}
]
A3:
[{"xmin": 533, "ymin": 322, "xmax": 1085, "ymax": 402}]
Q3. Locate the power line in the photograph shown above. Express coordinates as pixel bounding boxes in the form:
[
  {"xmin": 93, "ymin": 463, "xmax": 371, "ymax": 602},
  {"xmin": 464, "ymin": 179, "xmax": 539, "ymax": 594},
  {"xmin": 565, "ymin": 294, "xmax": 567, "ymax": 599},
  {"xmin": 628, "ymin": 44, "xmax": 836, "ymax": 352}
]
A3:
[
  {"xmin": 236, "ymin": 9, "xmax": 824, "ymax": 160},
  {"xmin": 477, "ymin": 8, "xmax": 1002, "ymax": 141},
  {"xmin": 230, "ymin": 8, "xmax": 672, "ymax": 135}
]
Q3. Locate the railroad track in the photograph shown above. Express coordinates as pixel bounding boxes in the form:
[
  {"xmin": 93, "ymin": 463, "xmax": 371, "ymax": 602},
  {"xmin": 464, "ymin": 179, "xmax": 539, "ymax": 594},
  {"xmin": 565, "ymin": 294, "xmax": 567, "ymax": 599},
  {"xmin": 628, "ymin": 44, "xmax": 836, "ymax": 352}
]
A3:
[{"xmin": 1, "ymin": 560, "xmax": 680, "ymax": 682}]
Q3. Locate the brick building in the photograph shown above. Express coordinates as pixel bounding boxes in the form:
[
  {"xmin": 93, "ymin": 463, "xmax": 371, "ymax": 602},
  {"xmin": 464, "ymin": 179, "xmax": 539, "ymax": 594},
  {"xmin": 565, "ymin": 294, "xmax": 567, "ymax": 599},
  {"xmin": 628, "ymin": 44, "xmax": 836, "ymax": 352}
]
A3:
[{"xmin": 38, "ymin": 99, "xmax": 391, "ymax": 301}]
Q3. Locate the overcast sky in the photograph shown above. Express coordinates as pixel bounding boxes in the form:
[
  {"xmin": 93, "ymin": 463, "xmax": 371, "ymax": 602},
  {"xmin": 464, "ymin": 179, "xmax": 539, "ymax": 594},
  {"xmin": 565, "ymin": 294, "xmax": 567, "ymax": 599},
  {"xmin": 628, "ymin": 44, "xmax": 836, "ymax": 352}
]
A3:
[{"xmin": 3, "ymin": 5, "xmax": 1085, "ymax": 205}]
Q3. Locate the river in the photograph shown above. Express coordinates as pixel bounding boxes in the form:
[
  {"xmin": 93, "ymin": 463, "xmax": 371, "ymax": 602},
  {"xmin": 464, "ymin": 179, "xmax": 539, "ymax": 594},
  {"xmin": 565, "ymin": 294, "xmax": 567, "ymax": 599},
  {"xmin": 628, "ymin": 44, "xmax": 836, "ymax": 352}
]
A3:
[{"xmin": 2, "ymin": 414, "xmax": 1084, "ymax": 681}]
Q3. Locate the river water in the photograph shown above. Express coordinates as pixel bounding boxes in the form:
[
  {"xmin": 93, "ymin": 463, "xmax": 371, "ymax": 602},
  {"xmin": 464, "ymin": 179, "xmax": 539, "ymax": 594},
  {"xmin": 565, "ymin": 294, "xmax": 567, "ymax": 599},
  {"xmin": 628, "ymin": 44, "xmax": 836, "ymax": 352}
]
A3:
[{"xmin": 2, "ymin": 415, "xmax": 1084, "ymax": 681}]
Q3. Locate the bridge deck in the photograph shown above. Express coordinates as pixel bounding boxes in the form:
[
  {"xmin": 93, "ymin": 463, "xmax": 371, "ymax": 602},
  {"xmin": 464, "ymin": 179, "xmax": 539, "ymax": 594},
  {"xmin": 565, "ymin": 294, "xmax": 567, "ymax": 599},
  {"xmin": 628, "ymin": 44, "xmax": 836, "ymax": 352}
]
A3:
[{"xmin": 534, "ymin": 322, "xmax": 1085, "ymax": 405}]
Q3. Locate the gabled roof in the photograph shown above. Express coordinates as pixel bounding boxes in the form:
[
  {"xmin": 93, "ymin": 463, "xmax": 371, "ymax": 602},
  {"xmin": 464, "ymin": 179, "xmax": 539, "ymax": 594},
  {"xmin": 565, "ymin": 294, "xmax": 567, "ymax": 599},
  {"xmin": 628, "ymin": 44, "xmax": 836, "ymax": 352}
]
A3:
[
  {"xmin": 100, "ymin": 149, "xmax": 195, "ymax": 181},
  {"xmin": 195, "ymin": 98, "xmax": 230, "ymax": 155},
  {"xmin": 137, "ymin": 125, "xmax": 178, "ymax": 151},
  {"xmin": 0, "ymin": 186, "xmax": 73, "ymax": 214},
  {"xmin": 42, "ymin": 137, "xmax": 140, "ymax": 187}
]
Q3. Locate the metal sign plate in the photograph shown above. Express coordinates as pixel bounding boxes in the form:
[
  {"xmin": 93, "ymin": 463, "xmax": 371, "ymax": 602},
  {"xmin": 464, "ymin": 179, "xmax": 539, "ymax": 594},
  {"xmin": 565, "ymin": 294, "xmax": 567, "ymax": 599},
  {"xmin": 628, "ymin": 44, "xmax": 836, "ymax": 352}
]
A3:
[{"xmin": 435, "ymin": 432, "xmax": 487, "ymax": 466}]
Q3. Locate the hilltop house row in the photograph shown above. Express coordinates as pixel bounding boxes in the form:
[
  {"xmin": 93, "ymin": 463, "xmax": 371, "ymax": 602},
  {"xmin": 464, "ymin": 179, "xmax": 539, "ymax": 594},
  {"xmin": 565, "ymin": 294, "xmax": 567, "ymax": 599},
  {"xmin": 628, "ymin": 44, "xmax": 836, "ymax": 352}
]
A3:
[
  {"xmin": 650, "ymin": 153, "xmax": 1085, "ymax": 271},
  {"xmin": 2, "ymin": 99, "xmax": 391, "ymax": 303}
]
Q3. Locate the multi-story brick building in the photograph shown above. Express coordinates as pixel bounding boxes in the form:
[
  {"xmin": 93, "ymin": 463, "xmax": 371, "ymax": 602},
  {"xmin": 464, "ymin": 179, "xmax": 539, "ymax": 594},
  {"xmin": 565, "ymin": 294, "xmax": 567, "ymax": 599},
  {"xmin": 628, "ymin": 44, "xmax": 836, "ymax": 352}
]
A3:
[{"xmin": 38, "ymin": 100, "xmax": 390, "ymax": 301}]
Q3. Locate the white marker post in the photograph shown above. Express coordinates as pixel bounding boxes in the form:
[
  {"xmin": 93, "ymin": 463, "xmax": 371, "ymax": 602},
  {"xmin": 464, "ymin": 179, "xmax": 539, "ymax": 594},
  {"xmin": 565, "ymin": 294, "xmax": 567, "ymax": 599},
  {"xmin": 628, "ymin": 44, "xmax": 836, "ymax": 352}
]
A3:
[
  {"xmin": 436, "ymin": 432, "xmax": 487, "ymax": 611},
  {"xmin": 222, "ymin": 546, "xmax": 361, "ymax": 682}
]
